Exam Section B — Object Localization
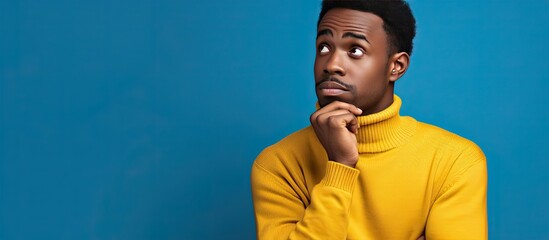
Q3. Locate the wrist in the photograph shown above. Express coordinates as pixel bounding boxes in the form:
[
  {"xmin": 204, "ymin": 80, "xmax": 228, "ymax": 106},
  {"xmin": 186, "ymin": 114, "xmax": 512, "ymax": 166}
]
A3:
[
  {"xmin": 329, "ymin": 158, "xmax": 357, "ymax": 168},
  {"xmin": 321, "ymin": 161, "xmax": 360, "ymax": 193}
]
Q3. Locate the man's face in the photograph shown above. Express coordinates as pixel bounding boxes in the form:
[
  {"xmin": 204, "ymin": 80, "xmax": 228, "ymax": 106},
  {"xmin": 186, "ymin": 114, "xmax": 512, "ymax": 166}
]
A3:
[{"xmin": 314, "ymin": 8, "xmax": 393, "ymax": 115}]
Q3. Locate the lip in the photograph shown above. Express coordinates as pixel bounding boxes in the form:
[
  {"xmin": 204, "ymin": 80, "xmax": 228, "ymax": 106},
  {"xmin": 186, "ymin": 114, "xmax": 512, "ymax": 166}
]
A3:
[{"xmin": 317, "ymin": 81, "xmax": 349, "ymax": 96}]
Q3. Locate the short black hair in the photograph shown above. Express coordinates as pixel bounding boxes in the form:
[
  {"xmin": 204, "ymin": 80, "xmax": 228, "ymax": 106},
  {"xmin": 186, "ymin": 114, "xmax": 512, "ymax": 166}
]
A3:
[{"xmin": 318, "ymin": 0, "xmax": 416, "ymax": 56}]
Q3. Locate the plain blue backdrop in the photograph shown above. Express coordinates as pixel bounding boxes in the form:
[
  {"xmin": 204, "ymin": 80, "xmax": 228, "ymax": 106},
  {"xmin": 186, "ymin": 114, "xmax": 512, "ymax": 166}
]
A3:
[{"xmin": 1, "ymin": 0, "xmax": 548, "ymax": 239}]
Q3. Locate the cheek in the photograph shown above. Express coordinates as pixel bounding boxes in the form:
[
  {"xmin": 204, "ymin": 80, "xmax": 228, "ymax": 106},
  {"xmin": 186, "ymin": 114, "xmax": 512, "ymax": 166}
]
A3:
[
  {"xmin": 313, "ymin": 57, "xmax": 323, "ymax": 77},
  {"xmin": 351, "ymin": 60, "xmax": 387, "ymax": 92},
  {"xmin": 350, "ymin": 60, "xmax": 384, "ymax": 82}
]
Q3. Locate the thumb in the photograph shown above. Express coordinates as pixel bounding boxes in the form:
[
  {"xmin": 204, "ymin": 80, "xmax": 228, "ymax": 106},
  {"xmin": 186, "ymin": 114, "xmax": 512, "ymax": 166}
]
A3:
[{"xmin": 346, "ymin": 115, "xmax": 359, "ymax": 134}]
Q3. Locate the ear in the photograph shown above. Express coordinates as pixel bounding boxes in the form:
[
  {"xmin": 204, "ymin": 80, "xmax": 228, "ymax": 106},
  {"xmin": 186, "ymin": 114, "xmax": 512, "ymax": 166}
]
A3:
[{"xmin": 387, "ymin": 52, "xmax": 410, "ymax": 82}]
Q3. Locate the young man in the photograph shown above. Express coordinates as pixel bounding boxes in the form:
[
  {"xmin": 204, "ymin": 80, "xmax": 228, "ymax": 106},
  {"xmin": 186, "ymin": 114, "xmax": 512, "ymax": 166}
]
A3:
[{"xmin": 251, "ymin": 1, "xmax": 487, "ymax": 239}]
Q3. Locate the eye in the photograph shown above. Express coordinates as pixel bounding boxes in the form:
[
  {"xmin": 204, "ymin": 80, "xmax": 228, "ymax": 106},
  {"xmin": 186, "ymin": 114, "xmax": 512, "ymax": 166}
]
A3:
[
  {"xmin": 349, "ymin": 47, "xmax": 365, "ymax": 57},
  {"xmin": 318, "ymin": 44, "xmax": 330, "ymax": 55}
]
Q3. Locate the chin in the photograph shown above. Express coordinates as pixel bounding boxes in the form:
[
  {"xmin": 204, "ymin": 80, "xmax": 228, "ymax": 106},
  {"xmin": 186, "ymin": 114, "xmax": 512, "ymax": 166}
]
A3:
[{"xmin": 318, "ymin": 96, "xmax": 355, "ymax": 108}]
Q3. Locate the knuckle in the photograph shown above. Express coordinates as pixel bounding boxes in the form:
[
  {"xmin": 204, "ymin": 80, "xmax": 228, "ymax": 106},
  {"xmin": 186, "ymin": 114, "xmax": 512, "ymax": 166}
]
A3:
[
  {"xmin": 309, "ymin": 113, "xmax": 316, "ymax": 124},
  {"xmin": 310, "ymin": 111, "xmax": 322, "ymax": 124},
  {"xmin": 317, "ymin": 116, "xmax": 327, "ymax": 126},
  {"xmin": 327, "ymin": 116, "xmax": 340, "ymax": 127}
]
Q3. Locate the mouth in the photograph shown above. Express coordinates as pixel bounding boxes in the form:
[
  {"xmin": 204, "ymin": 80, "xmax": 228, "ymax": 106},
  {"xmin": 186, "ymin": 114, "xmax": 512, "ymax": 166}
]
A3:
[{"xmin": 316, "ymin": 79, "xmax": 350, "ymax": 96}]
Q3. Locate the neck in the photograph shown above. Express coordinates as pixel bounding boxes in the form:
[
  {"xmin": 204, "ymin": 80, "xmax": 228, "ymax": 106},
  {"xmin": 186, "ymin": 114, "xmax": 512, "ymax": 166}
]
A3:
[{"xmin": 355, "ymin": 95, "xmax": 417, "ymax": 153}]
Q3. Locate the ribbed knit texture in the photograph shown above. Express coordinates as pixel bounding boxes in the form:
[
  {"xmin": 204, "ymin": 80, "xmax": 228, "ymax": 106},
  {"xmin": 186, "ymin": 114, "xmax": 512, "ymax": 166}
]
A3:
[
  {"xmin": 251, "ymin": 95, "xmax": 488, "ymax": 239},
  {"xmin": 320, "ymin": 161, "xmax": 360, "ymax": 193},
  {"xmin": 356, "ymin": 95, "xmax": 417, "ymax": 153}
]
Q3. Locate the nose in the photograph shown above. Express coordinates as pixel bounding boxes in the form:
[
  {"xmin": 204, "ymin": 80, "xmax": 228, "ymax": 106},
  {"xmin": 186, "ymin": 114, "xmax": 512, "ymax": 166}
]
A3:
[{"xmin": 324, "ymin": 51, "xmax": 346, "ymax": 76}]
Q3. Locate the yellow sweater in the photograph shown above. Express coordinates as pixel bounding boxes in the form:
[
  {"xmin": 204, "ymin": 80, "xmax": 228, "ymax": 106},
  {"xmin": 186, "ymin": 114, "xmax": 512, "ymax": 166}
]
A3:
[{"xmin": 251, "ymin": 95, "xmax": 487, "ymax": 240}]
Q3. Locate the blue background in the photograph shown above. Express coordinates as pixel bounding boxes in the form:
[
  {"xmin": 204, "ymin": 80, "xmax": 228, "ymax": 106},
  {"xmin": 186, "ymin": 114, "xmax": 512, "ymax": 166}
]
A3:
[{"xmin": 1, "ymin": 0, "xmax": 548, "ymax": 239}]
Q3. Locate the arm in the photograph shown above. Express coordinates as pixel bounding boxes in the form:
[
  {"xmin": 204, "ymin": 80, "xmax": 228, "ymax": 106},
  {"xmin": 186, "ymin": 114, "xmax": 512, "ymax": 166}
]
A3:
[
  {"xmin": 251, "ymin": 160, "xmax": 359, "ymax": 239},
  {"xmin": 425, "ymin": 152, "xmax": 488, "ymax": 239},
  {"xmin": 251, "ymin": 101, "xmax": 363, "ymax": 239}
]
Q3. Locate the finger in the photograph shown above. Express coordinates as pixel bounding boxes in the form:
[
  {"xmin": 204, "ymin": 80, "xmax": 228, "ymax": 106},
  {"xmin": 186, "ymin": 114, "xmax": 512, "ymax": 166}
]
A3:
[
  {"xmin": 313, "ymin": 101, "xmax": 362, "ymax": 118},
  {"xmin": 311, "ymin": 102, "xmax": 362, "ymax": 126},
  {"xmin": 347, "ymin": 115, "xmax": 358, "ymax": 134},
  {"xmin": 323, "ymin": 101, "xmax": 362, "ymax": 115},
  {"xmin": 323, "ymin": 112, "xmax": 359, "ymax": 132},
  {"xmin": 315, "ymin": 109, "xmax": 357, "ymax": 129},
  {"xmin": 312, "ymin": 109, "xmax": 350, "ymax": 128}
]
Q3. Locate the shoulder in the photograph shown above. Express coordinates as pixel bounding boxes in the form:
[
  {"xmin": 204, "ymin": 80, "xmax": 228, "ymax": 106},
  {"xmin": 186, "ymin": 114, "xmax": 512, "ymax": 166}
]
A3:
[
  {"xmin": 254, "ymin": 126, "xmax": 326, "ymax": 176},
  {"xmin": 254, "ymin": 126, "xmax": 321, "ymax": 170},
  {"xmin": 411, "ymin": 120, "xmax": 486, "ymax": 185},
  {"xmin": 252, "ymin": 126, "xmax": 325, "ymax": 196},
  {"xmin": 411, "ymin": 122, "xmax": 489, "ymax": 203},
  {"xmin": 415, "ymin": 121, "xmax": 485, "ymax": 160},
  {"xmin": 263, "ymin": 126, "xmax": 317, "ymax": 153}
]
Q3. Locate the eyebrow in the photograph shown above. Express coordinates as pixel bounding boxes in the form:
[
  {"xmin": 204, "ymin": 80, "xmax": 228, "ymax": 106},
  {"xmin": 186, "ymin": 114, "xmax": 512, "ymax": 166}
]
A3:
[
  {"xmin": 316, "ymin": 29, "xmax": 371, "ymax": 44},
  {"xmin": 343, "ymin": 32, "xmax": 370, "ymax": 44},
  {"xmin": 316, "ymin": 29, "xmax": 333, "ymax": 39}
]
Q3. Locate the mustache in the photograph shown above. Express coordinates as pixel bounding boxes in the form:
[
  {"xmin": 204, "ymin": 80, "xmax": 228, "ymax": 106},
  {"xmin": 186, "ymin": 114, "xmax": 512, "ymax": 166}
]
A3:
[{"xmin": 315, "ymin": 76, "xmax": 355, "ymax": 90}]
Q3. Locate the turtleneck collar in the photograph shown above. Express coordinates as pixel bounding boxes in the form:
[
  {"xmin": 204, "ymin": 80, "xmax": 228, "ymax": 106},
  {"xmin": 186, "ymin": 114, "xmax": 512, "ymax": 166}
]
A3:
[{"xmin": 355, "ymin": 95, "xmax": 417, "ymax": 153}]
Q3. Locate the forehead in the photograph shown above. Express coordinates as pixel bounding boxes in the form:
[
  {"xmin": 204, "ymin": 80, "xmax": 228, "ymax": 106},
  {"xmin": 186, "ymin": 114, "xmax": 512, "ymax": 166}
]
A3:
[{"xmin": 318, "ymin": 8, "xmax": 385, "ymax": 38}]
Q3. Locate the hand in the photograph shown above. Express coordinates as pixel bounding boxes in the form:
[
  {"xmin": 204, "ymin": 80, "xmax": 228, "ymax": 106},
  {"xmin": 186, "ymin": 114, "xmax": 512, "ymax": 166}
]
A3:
[{"xmin": 310, "ymin": 101, "xmax": 363, "ymax": 168}]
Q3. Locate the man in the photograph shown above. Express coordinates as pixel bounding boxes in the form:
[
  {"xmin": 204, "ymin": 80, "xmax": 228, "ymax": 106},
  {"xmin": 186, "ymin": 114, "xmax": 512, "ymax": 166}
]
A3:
[{"xmin": 251, "ymin": 1, "xmax": 488, "ymax": 239}]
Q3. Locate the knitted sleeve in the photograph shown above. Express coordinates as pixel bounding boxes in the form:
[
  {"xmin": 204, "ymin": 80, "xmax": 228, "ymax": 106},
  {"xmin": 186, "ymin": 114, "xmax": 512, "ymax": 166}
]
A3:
[
  {"xmin": 425, "ymin": 144, "xmax": 488, "ymax": 239},
  {"xmin": 251, "ymin": 160, "xmax": 359, "ymax": 240}
]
